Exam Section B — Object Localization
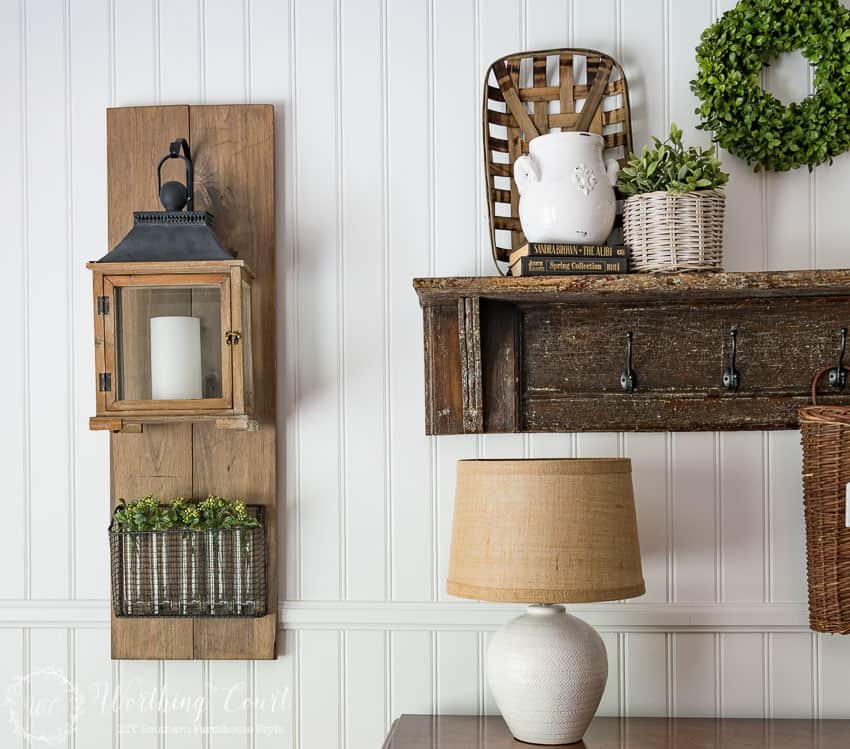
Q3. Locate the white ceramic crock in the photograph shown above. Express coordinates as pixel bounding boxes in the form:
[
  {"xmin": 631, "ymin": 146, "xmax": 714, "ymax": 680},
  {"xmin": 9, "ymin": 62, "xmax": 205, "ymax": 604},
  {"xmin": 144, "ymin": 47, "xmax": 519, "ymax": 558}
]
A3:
[{"xmin": 514, "ymin": 131, "xmax": 619, "ymax": 244}]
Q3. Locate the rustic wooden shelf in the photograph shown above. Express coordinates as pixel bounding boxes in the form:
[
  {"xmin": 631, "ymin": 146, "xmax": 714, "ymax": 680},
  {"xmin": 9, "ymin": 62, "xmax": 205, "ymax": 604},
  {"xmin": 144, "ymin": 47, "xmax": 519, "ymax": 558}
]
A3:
[{"xmin": 413, "ymin": 270, "xmax": 850, "ymax": 434}]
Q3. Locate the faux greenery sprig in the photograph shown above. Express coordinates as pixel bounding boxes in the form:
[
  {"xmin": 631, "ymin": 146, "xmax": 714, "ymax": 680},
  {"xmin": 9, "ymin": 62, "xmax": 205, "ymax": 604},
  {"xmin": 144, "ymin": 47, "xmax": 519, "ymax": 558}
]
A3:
[
  {"xmin": 114, "ymin": 495, "xmax": 259, "ymax": 531},
  {"xmin": 617, "ymin": 124, "xmax": 729, "ymax": 197}
]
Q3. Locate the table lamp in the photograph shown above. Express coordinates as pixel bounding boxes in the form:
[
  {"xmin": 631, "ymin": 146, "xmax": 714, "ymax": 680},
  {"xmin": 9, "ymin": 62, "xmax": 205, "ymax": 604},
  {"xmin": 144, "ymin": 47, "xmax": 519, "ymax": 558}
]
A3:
[{"xmin": 447, "ymin": 458, "xmax": 645, "ymax": 745}]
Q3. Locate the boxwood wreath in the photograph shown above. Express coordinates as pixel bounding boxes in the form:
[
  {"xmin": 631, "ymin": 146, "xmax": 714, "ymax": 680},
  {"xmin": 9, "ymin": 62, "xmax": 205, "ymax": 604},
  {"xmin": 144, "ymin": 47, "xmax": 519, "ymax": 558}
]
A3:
[{"xmin": 691, "ymin": 0, "xmax": 850, "ymax": 172}]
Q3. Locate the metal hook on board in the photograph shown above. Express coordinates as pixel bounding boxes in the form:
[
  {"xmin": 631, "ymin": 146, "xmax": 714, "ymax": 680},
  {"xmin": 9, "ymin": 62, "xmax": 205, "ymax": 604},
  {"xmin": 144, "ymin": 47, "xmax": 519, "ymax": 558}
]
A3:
[
  {"xmin": 722, "ymin": 327, "xmax": 740, "ymax": 392},
  {"xmin": 828, "ymin": 327, "xmax": 848, "ymax": 389},
  {"xmin": 620, "ymin": 332, "xmax": 636, "ymax": 393}
]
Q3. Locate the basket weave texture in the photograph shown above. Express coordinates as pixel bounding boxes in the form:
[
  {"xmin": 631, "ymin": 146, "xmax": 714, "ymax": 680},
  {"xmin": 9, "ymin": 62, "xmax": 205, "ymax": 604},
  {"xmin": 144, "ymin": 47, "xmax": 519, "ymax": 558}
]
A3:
[
  {"xmin": 623, "ymin": 189, "xmax": 725, "ymax": 273},
  {"xmin": 483, "ymin": 48, "xmax": 633, "ymax": 271},
  {"xmin": 799, "ymin": 370, "xmax": 850, "ymax": 634}
]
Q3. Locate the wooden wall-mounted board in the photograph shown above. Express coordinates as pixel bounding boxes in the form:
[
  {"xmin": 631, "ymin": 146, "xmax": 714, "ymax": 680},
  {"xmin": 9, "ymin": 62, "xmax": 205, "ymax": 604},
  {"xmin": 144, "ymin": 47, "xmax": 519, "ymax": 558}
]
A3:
[
  {"xmin": 414, "ymin": 272, "xmax": 850, "ymax": 434},
  {"xmin": 105, "ymin": 105, "xmax": 276, "ymax": 660}
]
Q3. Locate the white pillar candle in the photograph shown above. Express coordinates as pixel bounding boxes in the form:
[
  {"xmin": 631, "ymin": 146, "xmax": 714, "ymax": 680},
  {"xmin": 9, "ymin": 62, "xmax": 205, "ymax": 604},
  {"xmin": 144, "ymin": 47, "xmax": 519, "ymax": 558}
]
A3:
[{"xmin": 150, "ymin": 316, "xmax": 203, "ymax": 400}]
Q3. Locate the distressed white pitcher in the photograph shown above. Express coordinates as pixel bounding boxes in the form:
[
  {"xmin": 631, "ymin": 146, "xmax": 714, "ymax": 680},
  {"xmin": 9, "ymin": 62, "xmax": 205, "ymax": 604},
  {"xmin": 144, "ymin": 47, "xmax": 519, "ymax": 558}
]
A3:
[{"xmin": 514, "ymin": 132, "xmax": 619, "ymax": 245}]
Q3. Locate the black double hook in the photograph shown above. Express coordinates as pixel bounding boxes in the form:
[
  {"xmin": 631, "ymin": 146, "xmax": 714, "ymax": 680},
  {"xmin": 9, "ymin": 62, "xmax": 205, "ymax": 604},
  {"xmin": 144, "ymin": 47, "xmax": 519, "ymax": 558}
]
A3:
[
  {"xmin": 722, "ymin": 327, "xmax": 740, "ymax": 392},
  {"xmin": 829, "ymin": 327, "xmax": 848, "ymax": 389},
  {"xmin": 620, "ymin": 332, "xmax": 636, "ymax": 393}
]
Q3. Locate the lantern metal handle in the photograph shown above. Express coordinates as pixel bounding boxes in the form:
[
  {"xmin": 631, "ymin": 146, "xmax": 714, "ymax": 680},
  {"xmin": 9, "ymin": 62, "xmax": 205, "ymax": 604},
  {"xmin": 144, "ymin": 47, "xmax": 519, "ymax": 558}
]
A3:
[{"xmin": 157, "ymin": 138, "xmax": 194, "ymax": 211}]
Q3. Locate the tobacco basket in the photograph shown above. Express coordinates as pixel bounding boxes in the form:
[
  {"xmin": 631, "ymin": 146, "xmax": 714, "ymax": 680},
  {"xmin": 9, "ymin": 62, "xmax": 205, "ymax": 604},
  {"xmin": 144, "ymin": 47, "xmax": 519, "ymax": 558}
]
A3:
[
  {"xmin": 109, "ymin": 505, "xmax": 266, "ymax": 617},
  {"xmin": 799, "ymin": 367, "xmax": 850, "ymax": 634},
  {"xmin": 483, "ymin": 48, "xmax": 634, "ymax": 273}
]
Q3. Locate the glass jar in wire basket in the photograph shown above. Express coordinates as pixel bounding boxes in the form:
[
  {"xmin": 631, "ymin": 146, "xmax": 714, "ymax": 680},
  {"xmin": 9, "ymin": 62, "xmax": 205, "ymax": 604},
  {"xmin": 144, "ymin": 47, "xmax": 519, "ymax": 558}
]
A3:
[{"xmin": 109, "ymin": 505, "xmax": 266, "ymax": 617}]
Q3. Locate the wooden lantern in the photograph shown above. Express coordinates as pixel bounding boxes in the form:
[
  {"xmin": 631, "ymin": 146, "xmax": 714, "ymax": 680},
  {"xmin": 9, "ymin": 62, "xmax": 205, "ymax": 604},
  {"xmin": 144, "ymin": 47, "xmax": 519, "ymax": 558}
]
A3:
[{"xmin": 87, "ymin": 139, "xmax": 257, "ymax": 432}]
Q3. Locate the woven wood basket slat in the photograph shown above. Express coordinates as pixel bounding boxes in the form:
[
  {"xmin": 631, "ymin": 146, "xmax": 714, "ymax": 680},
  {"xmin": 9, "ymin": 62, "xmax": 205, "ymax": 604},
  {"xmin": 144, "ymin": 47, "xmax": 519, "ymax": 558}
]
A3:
[
  {"xmin": 483, "ymin": 48, "xmax": 634, "ymax": 272},
  {"xmin": 799, "ymin": 368, "xmax": 850, "ymax": 634}
]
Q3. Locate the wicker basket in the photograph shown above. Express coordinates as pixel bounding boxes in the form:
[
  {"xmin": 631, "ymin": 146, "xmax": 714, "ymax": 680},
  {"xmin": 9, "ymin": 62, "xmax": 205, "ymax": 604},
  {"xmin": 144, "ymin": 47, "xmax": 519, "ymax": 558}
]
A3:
[
  {"xmin": 623, "ymin": 189, "xmax": 725, "ymax": 273},
  {"xmin": 483, "ymin": 48, "xmax": 634, "ymax": 272},
  {"xmin": 799, "ymin": 368, "xmax": 850, "ymax": 634}
]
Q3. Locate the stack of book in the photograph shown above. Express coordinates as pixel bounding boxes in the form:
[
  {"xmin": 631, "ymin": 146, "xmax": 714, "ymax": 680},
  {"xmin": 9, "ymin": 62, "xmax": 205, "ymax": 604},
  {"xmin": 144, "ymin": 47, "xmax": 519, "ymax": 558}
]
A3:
[{"xmin": 508, "ymin": 243, "xmax": 629, "ymax": 277}]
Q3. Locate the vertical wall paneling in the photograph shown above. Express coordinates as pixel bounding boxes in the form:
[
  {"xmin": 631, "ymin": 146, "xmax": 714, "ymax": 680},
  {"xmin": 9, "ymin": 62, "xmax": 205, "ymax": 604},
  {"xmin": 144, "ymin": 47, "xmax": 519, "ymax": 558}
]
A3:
[
  {"xmin": 118, "ymin": 661, "xmax": 161, "ymax": 748},
  {"xmin": 345, "ymin": 631, "xmax": 388, "ymax": 749},
  {"xmin": 207, "ymin": 662, "xmax": 251, "ymax": 749},
  {"xmin": 0, "ymin": 629, "xmax": 25, "ymax": 748},
  {"xmin": 202, "ymin": 0, "xmax": 248, "ymax": 102},
  {"xmin": 673, "ymin": 633, "xmax": 717, "ymax": 717},
  {"xmin": 624, "ymin": 434, "xmax": 668, "ymax": 603},
  {"xmin": 672, "ymin": 433, "xmax": 717, "ymax": 601},
  {"xmin": 340, "ymin": 0, "xmax": 389, "ymax": 601},
  {"xmin": 254, "ymin": 629, "xmax": 296, "ymax": 749},
  {"xmin": 158, "ymin": 0, "xmax": 202, "ymax": 102},
  {"xmin": 436, "ymin": 631, "xmax": 479, "ymax": 715},
  {"xmin": 390, "ymin": 631, "xmax": 433, "ymax": 716},
  {"xmin": 770, "ymin": 633, "xmax": 814, "ymax": 718},
  {"xmin": 28, "ymin": 630, "xmax": 70, "ymax": 749},
  {"xmin": 162, "ymin": 661, "xmax": 205, "ymax": 749},
  {"xmin": 300, "ymin": 631, "xmax": 342, "ymax": 749},
  {"xmin": 0, "ymin": 0, "xmax": 27, "ymax": 600},
  {"xmin": 386, "ymin": 0, "xmax": 434, "ymax": 602},
  {"xmin": 5, "ymin": 1, "xmax": 850, "ymax": 744},
  {"xmin": 25, "ymin": 0, "xmax": 72, "ymax": 600},
  {"xmin": 69, "ymin": 0, "xmax": 111, "ymax": 602},
  {"xmin": 818, "ymin": 633, "xmax": 850, "ymax": 718},
  {"xmin": 624, "ymin": 633, "xmax": 668, "ymax": 717},
  {"xmin": 721, "ymin": 633, "xmax": 766, "ymax": 718},
  {"xmin": 769, "ymin": 432, "xmax": 807, "ymax": 602},
  {"xmin": 720, "ymin": 433, "xmax": 766, "ymax": 602},
  {"xmin": 293, "ymin": 0, "xmax": 344, "ymax": 600}
]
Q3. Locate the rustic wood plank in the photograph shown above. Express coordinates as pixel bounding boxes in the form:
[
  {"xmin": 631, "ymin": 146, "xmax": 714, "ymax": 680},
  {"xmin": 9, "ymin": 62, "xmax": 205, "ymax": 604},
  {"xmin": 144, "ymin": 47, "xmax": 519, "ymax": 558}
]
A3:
[
  {"xmin": 480, "ymin": 300, "xmax": 522, "ymax": 433},
  {"xmin": 458, "ymin": 298, "xmax": 483, "ymax": 433},
  {"xmin": 414, "ymin": 270, "xmax": 850, "ymax": 306},
  {"xmin": 415, "ymin": 271, "xmax": 850, "ymax": 435},
  {"xmin": 424, "ymin": 304, "xmax": 464, "ymax": 435},
  {"xmin": 188, "ymin": 104, "xmax": 277, "ymax": 660}
]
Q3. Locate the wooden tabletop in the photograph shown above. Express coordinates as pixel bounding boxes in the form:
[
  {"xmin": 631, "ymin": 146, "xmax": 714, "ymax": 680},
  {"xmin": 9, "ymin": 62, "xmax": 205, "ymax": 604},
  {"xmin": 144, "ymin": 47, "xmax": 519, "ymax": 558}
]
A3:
[{"xmin": 382, "ymin": 715, "xmax": 850, "ymax": 748}]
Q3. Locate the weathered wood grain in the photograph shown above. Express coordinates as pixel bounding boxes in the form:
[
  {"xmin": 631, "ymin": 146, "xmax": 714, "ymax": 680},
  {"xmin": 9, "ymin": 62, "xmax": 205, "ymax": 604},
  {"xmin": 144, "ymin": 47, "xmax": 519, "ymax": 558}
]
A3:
[
  {"xmin": 415, "ymin": 272, "xmax": 850, "ymax": 435},
  {"xmin": 423, "ymin": 303, "xmax": 464, "ymax": 434}
]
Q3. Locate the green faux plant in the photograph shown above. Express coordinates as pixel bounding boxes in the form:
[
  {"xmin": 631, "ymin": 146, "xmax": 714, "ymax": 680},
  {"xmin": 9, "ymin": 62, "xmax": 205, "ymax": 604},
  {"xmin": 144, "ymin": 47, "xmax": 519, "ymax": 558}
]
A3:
[
  {"xmin": 617, "ymin": 124, "xmax": 729, "ymax": 197},
  {"xmin": 114, "ymin": 495, "xmax": 259, "ymax": 531}
]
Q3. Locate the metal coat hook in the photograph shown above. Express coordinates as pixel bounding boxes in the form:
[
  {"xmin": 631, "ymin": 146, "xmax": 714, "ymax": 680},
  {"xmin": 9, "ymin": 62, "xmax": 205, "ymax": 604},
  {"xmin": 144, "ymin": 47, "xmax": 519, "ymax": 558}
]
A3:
[
  {"xmin": 620, "ymin": 332, "xmax": 636, "ymax": 393},
  {"xmin": 829, "ymin": 327, "xmax": 848, "ymax": 389},
  {"xmin": 722, "ymin": 327, "xmax": 740, "ymax": 392}
]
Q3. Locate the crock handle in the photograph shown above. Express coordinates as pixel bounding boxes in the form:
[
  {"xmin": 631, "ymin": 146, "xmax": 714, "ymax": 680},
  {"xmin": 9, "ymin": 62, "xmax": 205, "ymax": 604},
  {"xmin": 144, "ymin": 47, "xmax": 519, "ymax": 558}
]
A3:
[{"xmin": 513, "ymin": 154, "xmax": 540, "ymax": 196}]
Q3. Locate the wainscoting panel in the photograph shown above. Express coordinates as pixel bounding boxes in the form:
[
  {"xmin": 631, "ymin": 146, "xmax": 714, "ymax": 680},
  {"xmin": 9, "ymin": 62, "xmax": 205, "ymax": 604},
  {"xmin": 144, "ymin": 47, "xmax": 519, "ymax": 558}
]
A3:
[{"xmin": 3, "ymin": 0, "xmax": 850, "ymax": 747}]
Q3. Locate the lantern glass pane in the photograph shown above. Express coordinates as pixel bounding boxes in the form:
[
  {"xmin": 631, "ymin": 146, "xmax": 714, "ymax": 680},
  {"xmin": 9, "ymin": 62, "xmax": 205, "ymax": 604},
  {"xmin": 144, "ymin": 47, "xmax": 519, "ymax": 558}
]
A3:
[
  {"xmin": 241, "ymin": 281, "xmax": 254, "ymax": 410},
  {"xmin": 114, "ymin": 285, "xmax": 223, "ymax": 401}
]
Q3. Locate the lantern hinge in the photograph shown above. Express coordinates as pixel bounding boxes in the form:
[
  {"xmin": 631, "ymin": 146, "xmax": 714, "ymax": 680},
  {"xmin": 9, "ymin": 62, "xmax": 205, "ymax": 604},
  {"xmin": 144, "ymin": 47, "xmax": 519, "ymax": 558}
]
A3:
[
  {"xmin": 98, "ymin": 372, "xmax": 112, "ymax": 392},
  {"xmin": 96, "ymin": 296, "xmax": 110, "ymax": 315},
  {"xmin": 225, "ymin": 330, "xmax": 242, "ymax": 346}
]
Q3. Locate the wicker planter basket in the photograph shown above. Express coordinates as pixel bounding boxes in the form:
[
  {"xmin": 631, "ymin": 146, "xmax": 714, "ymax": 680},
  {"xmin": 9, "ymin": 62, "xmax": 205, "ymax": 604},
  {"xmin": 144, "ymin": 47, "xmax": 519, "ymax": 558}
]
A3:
[
  {"xmin": 623, "ymin": 189, "xmax": 725, "ymax": 273},
  {"xmin": 799, "ymin": 368, "xmax": 850, "ymax": 634}
]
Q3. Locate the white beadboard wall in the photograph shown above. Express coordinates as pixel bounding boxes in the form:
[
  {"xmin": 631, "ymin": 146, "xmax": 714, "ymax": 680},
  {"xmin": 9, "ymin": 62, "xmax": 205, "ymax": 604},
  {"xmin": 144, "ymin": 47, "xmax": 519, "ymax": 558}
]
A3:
[{"xmin": 2, "ymin": 1, "xmax": 850, "ymax": 747}]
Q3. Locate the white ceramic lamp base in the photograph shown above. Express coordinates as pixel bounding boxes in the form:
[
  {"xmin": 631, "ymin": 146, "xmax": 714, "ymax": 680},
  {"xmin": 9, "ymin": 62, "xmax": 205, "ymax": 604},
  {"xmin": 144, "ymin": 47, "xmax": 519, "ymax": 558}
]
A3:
[{"xmin": 487, "ymin": 604, "xmax": 607, "ymax": 745}]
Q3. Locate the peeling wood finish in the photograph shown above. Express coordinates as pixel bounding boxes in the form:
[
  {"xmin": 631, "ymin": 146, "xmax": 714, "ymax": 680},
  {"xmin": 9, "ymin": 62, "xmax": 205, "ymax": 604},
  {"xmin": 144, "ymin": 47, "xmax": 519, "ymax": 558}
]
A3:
[{"xmin": 415, "ymin": 272, "xmax": 850, "ymax": 434}]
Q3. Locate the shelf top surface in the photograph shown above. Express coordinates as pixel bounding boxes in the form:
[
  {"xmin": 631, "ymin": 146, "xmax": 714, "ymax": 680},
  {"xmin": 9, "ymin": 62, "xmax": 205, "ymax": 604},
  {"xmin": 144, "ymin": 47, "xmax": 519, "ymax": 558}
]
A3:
[{"xmin": 413, "ymin": 269, "xmax": 850, "ymax": 305}]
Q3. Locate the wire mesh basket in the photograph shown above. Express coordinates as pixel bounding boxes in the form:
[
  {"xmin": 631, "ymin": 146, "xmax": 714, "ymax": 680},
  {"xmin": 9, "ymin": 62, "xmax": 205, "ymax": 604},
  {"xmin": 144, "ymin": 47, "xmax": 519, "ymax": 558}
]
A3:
[{"xmin": 109, "ymin": 505, "xmax": 266, "ymax": 617}]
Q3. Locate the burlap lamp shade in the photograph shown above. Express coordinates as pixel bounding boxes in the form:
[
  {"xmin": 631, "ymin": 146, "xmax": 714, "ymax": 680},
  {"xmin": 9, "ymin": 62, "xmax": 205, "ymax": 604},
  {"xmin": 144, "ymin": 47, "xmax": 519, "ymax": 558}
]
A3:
[{"xmin": 447, "ymin": 458, "xmax": 645, "ymax": 604}]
